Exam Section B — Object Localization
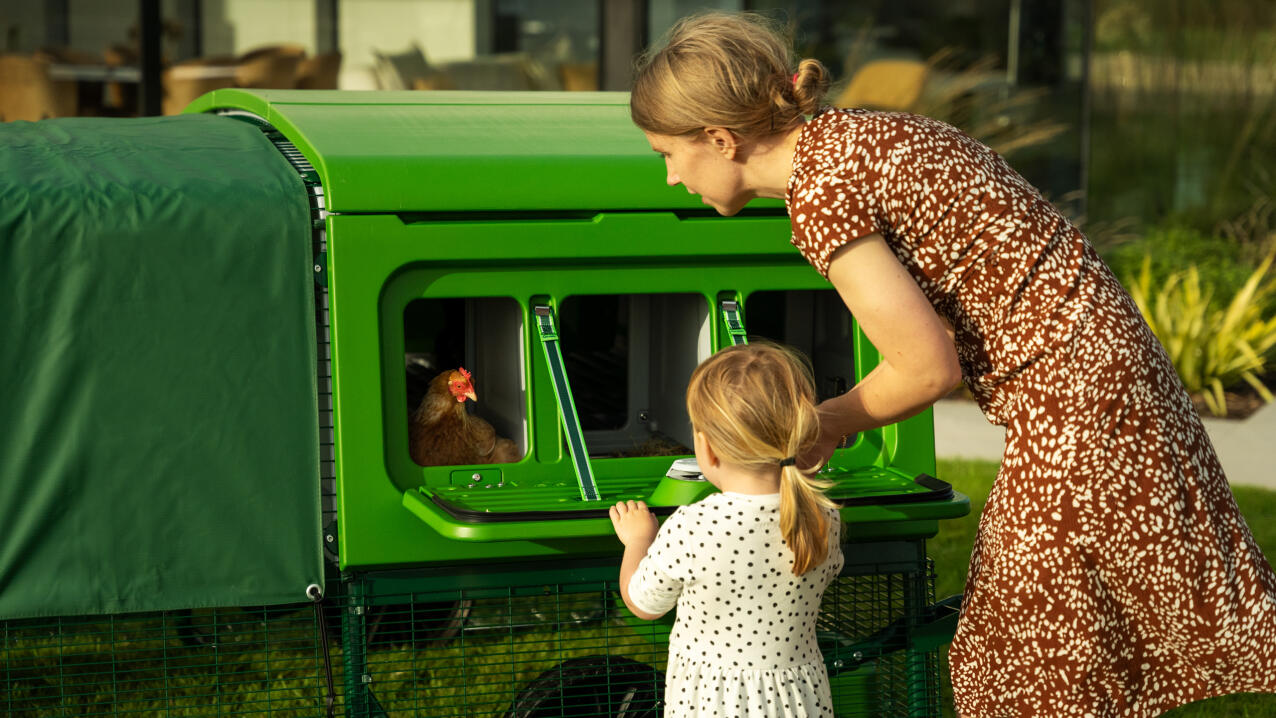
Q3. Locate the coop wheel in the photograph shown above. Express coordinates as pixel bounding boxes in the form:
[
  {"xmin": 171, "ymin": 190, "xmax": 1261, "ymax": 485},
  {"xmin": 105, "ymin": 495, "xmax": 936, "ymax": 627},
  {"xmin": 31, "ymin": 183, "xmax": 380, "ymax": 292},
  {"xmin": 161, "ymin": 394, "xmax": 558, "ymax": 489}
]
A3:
[{"xmin": 505, "ymin": 655, "xmax": 663, "ymax": 718}]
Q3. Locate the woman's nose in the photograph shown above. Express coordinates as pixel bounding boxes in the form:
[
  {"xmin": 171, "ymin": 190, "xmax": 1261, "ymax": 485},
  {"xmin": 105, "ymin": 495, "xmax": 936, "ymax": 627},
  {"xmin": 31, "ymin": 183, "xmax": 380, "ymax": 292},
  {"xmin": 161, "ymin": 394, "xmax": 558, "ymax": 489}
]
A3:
[{"xmin": 666, "ymin": 170, "xmax": 680, "ymax": 187}]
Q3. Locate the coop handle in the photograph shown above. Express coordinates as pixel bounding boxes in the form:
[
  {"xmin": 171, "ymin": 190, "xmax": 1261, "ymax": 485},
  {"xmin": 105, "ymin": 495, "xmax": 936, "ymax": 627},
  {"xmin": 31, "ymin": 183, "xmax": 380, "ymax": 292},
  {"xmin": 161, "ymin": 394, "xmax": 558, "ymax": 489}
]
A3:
[
  {"xmin": 533, "ymin": 303, "xmax": 601, "ymax": 502},
  {"xmin": 720, "ymin": 298, "xmax": 748, "ymax": 346}
]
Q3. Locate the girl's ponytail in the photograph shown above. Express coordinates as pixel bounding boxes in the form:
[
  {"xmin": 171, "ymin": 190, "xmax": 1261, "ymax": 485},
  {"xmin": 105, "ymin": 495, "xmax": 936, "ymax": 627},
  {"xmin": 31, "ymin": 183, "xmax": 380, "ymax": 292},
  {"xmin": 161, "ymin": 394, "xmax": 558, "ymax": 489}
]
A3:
[
  {"xmin": 779, "ymin": 395, "xmax": 838, "ymax": 576},
  {"xmin": 686, "ymin": 341, "xmax": 841, "ymax": 577}
]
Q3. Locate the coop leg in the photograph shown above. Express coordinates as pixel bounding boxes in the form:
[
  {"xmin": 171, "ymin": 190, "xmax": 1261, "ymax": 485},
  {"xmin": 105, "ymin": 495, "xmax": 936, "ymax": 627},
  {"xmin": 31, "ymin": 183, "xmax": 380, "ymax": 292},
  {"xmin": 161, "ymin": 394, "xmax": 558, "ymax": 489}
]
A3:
[
  {"xmin": 904, "ymin": 543, "xmax": 933, "ymax": 718},
  {"xmin": 341, "ymin": 579, "xmax": 388, "ymax": 718}
]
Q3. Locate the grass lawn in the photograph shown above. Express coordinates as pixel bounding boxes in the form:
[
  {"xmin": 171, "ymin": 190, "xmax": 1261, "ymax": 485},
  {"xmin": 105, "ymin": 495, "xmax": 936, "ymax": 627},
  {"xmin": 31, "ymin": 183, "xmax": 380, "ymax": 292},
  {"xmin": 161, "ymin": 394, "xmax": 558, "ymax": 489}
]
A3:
[{"xmin": 932, "ymin": 458, "xmax": 1276, "ymax": 718}]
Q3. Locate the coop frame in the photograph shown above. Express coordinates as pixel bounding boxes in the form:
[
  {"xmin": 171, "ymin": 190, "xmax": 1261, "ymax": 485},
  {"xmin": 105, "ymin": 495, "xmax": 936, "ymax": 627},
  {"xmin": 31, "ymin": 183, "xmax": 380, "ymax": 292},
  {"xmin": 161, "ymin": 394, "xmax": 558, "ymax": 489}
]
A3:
[{"xmin": 1, "ymin": 89, "xmax": 971, "ymax": 718}]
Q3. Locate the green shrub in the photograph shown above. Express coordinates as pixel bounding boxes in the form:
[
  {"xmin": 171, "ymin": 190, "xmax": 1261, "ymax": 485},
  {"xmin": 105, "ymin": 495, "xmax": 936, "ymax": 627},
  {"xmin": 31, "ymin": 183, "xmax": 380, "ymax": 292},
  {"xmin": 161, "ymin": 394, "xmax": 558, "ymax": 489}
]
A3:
[
  {"xmin": 1127, "ymin": 251, "xmax": 1276, "ymax": 416},
  {"xmin": 1105, "ymin": 226, "xmax": 1261, "ymax": 311}
]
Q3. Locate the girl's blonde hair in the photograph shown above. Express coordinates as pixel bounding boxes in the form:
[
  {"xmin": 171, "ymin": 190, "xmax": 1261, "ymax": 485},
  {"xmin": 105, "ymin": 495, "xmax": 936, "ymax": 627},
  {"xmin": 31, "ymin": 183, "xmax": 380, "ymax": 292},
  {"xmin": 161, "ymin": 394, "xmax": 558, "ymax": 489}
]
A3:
[
  {"xmin": 686, "ymin": 342, "xmax": 839, "ymax": 575},
  {"xmin": 631, "ymin": 11, "xmax": 831, "ymax": 140}
]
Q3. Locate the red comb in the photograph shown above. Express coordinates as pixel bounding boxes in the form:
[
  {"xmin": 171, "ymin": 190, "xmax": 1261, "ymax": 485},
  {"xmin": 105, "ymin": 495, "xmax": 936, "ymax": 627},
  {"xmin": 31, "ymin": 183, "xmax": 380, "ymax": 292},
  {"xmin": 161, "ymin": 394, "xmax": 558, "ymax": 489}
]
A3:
[{"xmin": 457, "ymin": 367, "xmax": 472, "ymax": 380}]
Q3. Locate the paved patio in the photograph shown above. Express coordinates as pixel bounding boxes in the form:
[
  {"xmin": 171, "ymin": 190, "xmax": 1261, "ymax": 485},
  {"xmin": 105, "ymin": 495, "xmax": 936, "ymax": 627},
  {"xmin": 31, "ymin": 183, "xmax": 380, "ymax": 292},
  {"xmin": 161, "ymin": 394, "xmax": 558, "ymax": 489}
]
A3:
[{"xmin": 932, "ymin": 398, "xmax": 1276, "ymax": 491}]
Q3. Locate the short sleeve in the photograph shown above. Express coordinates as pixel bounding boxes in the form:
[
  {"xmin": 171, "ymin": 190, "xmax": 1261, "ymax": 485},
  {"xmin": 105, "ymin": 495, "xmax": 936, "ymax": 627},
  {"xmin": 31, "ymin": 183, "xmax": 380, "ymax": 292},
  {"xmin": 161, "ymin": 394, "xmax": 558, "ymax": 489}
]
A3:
[
  {"xmin": 789, "ymin": 173, "xmax": 882, "ymax": 279},
  {"xmin": 786, "ymin": 111, "xmax": 888, "ymax": 278},
  {"xmin": 626, "ymin": 509, "xmax": 693, "ymax": 617}
]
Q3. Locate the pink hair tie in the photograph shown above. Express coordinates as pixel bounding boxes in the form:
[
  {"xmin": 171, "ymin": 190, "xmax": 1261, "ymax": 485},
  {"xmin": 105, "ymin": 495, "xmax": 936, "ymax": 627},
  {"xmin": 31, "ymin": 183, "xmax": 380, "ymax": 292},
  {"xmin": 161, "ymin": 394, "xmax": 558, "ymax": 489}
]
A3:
[{"xmin": 791, "ymin": 72, "xmax": 800, "ymax": 85}]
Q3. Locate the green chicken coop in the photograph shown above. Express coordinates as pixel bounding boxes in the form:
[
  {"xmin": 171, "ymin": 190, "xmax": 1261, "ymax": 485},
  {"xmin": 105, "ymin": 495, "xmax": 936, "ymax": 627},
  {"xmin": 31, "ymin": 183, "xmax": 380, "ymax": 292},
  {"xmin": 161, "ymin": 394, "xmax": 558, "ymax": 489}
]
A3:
[{"xmin": 0, "ymin": 90, "xmax": 969, "ymax": 717}]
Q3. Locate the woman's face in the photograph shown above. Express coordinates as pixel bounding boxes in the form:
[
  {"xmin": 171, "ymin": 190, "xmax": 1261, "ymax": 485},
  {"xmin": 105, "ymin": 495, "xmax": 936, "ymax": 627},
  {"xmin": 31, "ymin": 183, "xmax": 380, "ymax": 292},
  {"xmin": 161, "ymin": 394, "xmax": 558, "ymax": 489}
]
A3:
[{"xmin": 645, "ymin": 130, "xmax": 748, "ymax": 216}]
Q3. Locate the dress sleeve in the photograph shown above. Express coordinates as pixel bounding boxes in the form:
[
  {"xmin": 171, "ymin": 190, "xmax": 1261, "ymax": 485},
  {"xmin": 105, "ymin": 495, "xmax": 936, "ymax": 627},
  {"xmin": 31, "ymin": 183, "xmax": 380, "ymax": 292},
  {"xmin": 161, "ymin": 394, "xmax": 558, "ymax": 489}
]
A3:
[
  {"xmin": 627, "ymin": 508, "xmax": 693, "ymax": 617},
  {"xmin": 789, "ymin": 170, "xmax": 885, "ymax": 279},
  {"xmin": 788, "ymin": 115, "xmax": 889, "ymax": 278}
]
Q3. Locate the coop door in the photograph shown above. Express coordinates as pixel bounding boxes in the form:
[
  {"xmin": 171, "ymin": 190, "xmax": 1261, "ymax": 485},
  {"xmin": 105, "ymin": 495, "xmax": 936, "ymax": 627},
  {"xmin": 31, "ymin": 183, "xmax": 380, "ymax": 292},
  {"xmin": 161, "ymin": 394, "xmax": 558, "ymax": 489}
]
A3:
[
  {"xmin": 744, "ymin": 289, "xmax": 856, "ymax": 402},
  {"xmin": 403, "ymin": 296, "xmax": 526, "ymax": 465},
  {"xmin": 558, "ymin": 293, "xmax": 710, "ymax": 458}
]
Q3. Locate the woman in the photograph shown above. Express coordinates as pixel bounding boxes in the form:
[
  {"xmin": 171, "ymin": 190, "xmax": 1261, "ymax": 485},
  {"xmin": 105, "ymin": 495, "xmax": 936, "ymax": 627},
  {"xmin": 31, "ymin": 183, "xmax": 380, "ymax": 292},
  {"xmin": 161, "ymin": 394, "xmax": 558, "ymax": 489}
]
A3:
[{"xmin": 630, "ymin": 10, "xmax": 1276, "ymax": 718}]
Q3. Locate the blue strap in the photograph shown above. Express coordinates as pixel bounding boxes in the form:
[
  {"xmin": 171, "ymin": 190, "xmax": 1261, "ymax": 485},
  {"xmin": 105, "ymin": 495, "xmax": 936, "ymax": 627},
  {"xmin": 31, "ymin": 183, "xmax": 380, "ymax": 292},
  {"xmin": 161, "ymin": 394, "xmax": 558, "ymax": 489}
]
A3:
[
  {"xmin": 533, "ymin": 305, "xmax": 600, "ymax": 502},
  {"xmin": 721, "ymin": 299, "xmax": 748, "ymax": 346}
]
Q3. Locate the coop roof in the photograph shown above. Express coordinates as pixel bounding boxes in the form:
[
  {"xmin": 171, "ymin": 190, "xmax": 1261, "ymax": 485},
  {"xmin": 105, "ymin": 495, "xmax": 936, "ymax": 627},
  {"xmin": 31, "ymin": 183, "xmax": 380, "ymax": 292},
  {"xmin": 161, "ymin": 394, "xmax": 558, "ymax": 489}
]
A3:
[{"xmin": 184, "ymin": 88, "xmax": 785, "ymax": 214}]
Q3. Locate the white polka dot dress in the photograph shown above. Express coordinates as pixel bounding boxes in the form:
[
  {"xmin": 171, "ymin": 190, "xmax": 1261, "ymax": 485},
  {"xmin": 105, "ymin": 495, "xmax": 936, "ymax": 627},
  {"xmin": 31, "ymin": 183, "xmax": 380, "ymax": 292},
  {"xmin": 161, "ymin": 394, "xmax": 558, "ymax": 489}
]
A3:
[
  {"xmin": 628, "ymin": 492, "xmax": 844, "ymax": 717},
  {"xmin": 787, "ymin": 107, "xmax": 1276, "ymax": 717}
]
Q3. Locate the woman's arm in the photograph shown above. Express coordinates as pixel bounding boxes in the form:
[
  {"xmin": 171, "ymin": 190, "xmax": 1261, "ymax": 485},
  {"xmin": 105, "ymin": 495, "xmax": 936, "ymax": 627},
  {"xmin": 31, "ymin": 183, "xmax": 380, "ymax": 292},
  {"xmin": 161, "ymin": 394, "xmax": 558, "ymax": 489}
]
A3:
[{"xmin": 808, "ymin": 233, "xmax": 961, "ymax": 463}]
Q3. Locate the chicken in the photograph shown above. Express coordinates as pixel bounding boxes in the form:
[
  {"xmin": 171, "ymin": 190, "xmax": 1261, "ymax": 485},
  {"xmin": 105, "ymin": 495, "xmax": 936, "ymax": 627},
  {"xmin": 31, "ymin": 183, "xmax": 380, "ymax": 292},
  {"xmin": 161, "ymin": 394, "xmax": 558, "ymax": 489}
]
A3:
[{"xmin": 409, "ymin": 367, "xmax": 520, "ymax": 466}]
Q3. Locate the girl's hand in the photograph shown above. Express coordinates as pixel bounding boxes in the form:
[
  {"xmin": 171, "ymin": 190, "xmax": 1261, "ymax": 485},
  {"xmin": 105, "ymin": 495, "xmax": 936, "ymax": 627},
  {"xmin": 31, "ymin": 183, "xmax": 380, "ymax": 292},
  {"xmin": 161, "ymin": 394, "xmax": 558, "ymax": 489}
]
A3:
[{"xmin": 609, "ymin": 500, "xmax": 659, "ymax": 548}]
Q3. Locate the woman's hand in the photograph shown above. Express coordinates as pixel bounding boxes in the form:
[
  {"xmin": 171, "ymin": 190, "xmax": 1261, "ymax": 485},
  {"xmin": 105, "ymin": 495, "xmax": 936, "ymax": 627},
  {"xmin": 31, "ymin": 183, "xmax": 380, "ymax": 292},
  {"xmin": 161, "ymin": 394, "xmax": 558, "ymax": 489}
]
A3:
[
  {"xmin": 799, "ymin": 401, "xmax": 858, "ymax": 470},
  {"xmin": 610, "ymin": 500, "xmax": 659, "ymax": 548}
]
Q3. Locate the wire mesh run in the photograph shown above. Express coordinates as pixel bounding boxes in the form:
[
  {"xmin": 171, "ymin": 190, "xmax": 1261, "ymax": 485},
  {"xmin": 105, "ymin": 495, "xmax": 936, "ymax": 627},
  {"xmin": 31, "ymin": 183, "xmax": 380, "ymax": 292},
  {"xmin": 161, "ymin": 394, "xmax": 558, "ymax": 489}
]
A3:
[
  {"xmin": 342, "ymin": 582, "xmax": 669, "ymax": 718},
  {"xmin": 2, "ymin": 550, "xmax": 942, "ymax": 718},
  {"xmin": 343, "ymin": 552, "xmax": 940, "ymax": 718},
  {"xmin": 2, "ymin": 604, "xmax": 328, "ymax": 717}
]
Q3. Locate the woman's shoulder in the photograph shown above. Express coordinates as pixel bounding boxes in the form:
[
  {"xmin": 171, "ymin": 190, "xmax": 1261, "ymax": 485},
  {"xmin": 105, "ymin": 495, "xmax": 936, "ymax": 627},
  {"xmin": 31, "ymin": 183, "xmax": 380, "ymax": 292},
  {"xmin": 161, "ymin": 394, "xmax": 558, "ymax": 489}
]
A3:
[{"xmin": 804, "ymin": 107, "xmax": 964, "ymax": 147}]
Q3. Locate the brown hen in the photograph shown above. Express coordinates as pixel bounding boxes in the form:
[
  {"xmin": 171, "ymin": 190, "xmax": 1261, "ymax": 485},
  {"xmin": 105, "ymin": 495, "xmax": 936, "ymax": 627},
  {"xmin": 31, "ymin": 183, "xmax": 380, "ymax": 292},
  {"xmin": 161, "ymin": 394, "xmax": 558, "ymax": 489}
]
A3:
[{"xmin": 409, "ymin": 367, "xmax": 520, "ymax": 466}]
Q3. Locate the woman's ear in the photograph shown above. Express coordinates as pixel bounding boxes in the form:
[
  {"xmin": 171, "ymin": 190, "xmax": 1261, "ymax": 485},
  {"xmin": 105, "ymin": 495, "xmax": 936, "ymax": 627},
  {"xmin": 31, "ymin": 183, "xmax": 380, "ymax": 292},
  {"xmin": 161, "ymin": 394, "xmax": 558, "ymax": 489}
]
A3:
[{"xmin": 702, "ymin": 127, "xmax": 739, "ymax": 159}]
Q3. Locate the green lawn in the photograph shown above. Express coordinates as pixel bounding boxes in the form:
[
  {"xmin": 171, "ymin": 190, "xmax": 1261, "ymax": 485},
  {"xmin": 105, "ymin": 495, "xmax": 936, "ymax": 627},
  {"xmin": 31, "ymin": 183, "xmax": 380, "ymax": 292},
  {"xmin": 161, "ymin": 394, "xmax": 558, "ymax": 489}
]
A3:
[{"xmin": 932, "ymin": 458, "xmax": 1276, "ymax": 718}]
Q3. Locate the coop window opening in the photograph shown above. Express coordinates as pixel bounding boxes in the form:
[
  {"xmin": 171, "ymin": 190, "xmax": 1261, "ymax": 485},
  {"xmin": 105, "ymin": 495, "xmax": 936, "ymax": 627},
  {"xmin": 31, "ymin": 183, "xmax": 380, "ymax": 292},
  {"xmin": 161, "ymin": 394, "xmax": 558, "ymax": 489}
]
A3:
[
  {"xmin": 403, "ymin": 296, "xmax": 527, "ymax": 467},
  {"xmin": 744, "ymin": 289, "xmax": 857, "ymax": 403},
  {"xmin": 557, "ymin": 292, "xmax": 710, "ymax": 459}
]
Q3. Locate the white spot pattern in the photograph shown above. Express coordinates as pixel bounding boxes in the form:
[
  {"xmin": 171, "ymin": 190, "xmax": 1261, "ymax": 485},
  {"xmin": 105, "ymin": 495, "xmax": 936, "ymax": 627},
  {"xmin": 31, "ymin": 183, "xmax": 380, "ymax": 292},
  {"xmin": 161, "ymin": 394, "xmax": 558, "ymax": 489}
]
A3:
[
  {"xmin": 786, "ymin": 108, "xmax": 1276, "ymax": 717},
  {"xmin": 628, "ymin": 492, "xmax": 844, "ymax": 717}
]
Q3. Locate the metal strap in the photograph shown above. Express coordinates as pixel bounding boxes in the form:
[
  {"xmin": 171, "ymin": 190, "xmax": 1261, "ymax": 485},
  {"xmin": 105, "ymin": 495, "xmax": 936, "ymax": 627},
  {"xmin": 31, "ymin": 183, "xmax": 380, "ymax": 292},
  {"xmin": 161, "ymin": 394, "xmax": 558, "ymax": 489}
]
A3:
[
  {"xmin": 533, "ymin": 305, "xmax": 600, "ymax": 502},
  {"xmin": 720, "ymin": 299, "xmax": 748, "ymax": 345}
]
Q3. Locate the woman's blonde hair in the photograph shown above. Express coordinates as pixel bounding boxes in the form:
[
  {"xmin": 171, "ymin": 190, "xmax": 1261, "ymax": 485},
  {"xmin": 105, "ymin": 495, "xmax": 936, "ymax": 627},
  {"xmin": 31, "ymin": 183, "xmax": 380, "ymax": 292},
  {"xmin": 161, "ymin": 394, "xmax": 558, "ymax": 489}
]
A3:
[
  {"xmin": 631, "ymin": 11, "xmax": 831, "ymax": 140},
  {"xmin": 686, "ymin": 342, "xmax": 839, "ymax": 575}
]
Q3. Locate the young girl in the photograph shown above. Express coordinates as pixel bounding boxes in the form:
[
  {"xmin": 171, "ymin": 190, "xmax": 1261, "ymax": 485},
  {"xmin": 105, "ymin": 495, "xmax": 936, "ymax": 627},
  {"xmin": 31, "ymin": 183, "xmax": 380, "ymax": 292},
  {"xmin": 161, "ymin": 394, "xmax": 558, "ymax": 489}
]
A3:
[
  {"xmin": 628, "ymin": 10, "xmax": 1276, "ymax": 718},
  {"xmin": 610, "ymin": 341, "xmax": 844, "ymax": 718}
]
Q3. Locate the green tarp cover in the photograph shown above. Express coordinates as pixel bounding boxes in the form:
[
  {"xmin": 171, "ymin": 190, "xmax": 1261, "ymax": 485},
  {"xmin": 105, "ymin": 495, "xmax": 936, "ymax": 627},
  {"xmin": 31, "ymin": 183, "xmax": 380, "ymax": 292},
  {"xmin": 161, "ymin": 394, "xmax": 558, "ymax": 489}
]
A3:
[{"xmin": 0, "ymin": 114, "xmax": 322, "ymax": 619}]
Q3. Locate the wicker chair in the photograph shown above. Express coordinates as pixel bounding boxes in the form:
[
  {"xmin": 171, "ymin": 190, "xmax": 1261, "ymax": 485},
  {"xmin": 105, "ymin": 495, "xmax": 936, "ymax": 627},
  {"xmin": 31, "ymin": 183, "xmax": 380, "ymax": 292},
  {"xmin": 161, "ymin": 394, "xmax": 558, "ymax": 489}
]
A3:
[
  {"xmin": 836, "ymin": 59, "xmax": 928, "ymax": 111},
  {"xmin": 234, "ymin": 44, "xmax": 306, "ymax": 89},
  {"xmin": 295, "ymin": 51, "xmax": 342, "ymax": 90},
  {"xmin": 161, "ymin": 56, "xmax": 237, "ymax": 115},
  {"xmin": 0, "ymin": 54, "xmax": 76, "ymax": 121}
]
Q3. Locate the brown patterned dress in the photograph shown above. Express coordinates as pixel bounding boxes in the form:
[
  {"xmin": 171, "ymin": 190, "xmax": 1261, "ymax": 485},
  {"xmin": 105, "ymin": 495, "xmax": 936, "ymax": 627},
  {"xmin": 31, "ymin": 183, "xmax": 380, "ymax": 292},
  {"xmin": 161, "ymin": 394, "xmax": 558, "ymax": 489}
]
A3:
[{"xmin": 786, "ymin": 107, "xmax": 1276, "ymax": 717}]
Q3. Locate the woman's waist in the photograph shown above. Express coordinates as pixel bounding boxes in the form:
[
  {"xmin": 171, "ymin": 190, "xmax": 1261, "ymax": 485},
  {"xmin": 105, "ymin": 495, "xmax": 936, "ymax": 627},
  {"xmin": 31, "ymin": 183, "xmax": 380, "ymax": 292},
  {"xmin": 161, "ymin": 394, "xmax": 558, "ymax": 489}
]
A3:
[{"xmin": 960, "ymin": 292, "xmax": 1156, "ymax": 424}]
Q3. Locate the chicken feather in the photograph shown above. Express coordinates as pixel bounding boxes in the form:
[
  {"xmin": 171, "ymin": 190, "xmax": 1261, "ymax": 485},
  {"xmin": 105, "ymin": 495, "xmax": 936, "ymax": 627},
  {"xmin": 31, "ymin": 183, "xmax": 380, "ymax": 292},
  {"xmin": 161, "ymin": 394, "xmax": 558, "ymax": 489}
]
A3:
[{"xmin": 409, "ymin": 368, "xmax": 520, "ymax": 467}]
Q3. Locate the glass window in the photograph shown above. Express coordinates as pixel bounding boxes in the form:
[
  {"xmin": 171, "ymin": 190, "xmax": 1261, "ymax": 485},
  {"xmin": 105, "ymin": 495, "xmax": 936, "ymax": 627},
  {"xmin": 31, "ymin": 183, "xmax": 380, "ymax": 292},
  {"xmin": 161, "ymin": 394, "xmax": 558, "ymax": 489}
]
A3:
[
  {"xmin": 725, "ymin": 1, "xmax": 1088, "ymax": 212},
  {"xmin": 403, "ymin": 297, "xmax": 525, "ymax": 467},
  {"xmin": 744, "ymin": 289, "xmax": 855, "ymax": 403},
  {"xmin": 559, "ymin": 293, "xmax": 710, "ymax": 458},
  {"xmin": 338, "ymin": 0, "xmax": 599, "ymax": 91}
]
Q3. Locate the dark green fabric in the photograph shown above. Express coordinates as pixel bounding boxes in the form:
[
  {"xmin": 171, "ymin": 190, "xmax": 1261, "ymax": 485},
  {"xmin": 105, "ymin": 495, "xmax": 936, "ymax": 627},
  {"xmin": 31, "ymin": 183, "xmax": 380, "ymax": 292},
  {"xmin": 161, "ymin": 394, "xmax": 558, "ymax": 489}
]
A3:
[{"xmin": 0, "ymin": 114, "xmax": 322, "ymax": 619}]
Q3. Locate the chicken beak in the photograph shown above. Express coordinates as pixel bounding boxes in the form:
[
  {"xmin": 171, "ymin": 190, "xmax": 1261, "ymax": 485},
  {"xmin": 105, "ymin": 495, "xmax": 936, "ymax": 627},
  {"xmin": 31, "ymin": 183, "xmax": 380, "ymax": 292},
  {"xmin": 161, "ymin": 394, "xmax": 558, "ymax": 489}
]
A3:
[{"xmin": 464, "ymin": 389, "xmax": 477, "ymax": 402}]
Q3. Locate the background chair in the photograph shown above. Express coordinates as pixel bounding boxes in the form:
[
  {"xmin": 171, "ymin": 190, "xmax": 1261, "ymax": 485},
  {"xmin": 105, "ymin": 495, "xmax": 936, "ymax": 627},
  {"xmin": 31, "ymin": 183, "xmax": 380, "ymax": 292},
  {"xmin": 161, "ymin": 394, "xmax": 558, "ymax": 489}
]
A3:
[
  {"xmin": 0, "ymin": 54, "xmax": 76, "ymax": 121},
  {"xmin": 295, "ymin": 51, "xmax": 342, "ymax": 90},
  {"xmin": 234, "ymin": 44, "xmax": 305, "ymax": 89},
  {"xmin": 103, "ymin": 44, "xmax": 139, "ymax": 115},
  {"xmin": 162, "ymin": 56, "xmax": 237, "ymax": 115},
  {"xmin": 836, "ymin": 59, "xmax": 929, "ymax": 111}
]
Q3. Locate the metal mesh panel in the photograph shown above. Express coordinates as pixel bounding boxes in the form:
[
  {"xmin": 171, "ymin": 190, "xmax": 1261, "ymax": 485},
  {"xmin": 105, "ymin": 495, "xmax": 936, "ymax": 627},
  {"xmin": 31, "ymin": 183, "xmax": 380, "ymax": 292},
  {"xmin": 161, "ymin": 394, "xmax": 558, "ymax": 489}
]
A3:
[
  {"xmin": 820, "ymin": 560, "xmax": 940, "ymax": 717},
  {"xmin": 3, "ymin": 553, "xmax": 942, "ymax": 718},
  {"xmin": 342, "ymin": 552, "xmax": 940, "ymax": 718},
  {"xmin": 2, "ymin": 605, "xmax": 328, "ymax": 717},
  {"xmin": 342, "ymin": 582, "xmax": 668, "ymax": 717}
]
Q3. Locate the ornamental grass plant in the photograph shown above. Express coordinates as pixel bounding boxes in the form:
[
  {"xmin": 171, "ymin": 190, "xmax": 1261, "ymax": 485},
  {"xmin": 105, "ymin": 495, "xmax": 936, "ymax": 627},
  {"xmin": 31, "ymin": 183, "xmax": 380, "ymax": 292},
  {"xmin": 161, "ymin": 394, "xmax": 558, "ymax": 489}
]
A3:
[{"xmin": 1127, "ymin": 250, "xmax": 1276, "ymax": 416}]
